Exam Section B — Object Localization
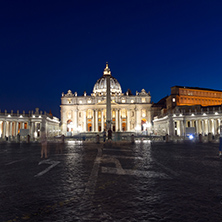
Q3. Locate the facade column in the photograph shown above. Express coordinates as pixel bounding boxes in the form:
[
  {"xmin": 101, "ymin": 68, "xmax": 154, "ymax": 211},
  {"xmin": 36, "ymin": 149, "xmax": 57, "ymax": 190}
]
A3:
[
  {"xmin": 95, "ymin": 109, "xmax": 98, "ymax": 132},
  {"xmin": 92, "ymin": 110, "xmax": 95, "ymax": 132},
  {"xmin": 74, "ymin": 109, "xmax": 78, "ymax": 131},
  {"xmin": 115, "ymin": 109, "xmax": 118, "ymax": 131},
  {"xmin": 83, "ymin": 111, "xmax": 86, "ymax": 131},
  {"xmin": 119, "ymin": 109, "xmax": 122, "ymax": 132},
  {"xmin": 127, "ymin": 109, "xmax": 130, "ymax": 131},
  {"xmin": 101, "ymin": 110, "xmax": 104, "ymax": 131}
]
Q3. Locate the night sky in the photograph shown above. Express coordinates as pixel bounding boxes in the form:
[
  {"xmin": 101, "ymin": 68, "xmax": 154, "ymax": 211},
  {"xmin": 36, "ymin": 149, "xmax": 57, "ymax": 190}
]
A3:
[{"xmin": 1, "ymin": 0, "xmax": 222, "ymax": 118}]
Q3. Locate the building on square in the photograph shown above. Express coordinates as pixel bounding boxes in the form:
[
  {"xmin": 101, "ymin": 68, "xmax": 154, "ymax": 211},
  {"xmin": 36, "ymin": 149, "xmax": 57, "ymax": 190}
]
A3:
[
  {"xmin": 153, "ymin": 86, "xmax": 222, "ymax": 137},
  {"xmin": 60, "ymin": 63, "xmax": 152, "ymax": 135},
  {"xmin": 0, "ymin": 108, "xmax": 60, "ymax": 141}
]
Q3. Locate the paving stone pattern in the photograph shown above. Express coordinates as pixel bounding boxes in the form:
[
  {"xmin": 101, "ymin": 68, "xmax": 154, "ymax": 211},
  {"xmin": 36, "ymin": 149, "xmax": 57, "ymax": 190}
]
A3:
[{"xmin": 1, "ymin": 141, "xmax": 222, "ymax": 221}]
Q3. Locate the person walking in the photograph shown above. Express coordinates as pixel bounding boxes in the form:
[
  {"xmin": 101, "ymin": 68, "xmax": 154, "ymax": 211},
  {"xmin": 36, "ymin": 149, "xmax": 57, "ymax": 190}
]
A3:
[{"xmin": 108, "ymin": 128, "xmax": 112, "ymax": 141}]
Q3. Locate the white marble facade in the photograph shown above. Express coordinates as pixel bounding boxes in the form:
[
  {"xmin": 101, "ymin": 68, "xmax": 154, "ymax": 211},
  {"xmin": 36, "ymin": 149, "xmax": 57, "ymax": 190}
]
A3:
[{"xmin": 60, "ymin": 64, "xmax": 152, "ymax": 136}]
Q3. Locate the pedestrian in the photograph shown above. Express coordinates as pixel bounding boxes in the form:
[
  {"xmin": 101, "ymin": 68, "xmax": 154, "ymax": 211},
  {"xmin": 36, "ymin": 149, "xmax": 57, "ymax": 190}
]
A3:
[
  {"xmin": 108, "ymin": 128, "xmax": 112, "ymax": 141},
  {"xmin": 103, "ymin": 129, "xmax": 106, "ymax": 142},
  {"xmin": 219, "ymin": 126, "xmax": 222, "ymax": 157},
  {"xmin": 41, "ymin": 127, "xmax": 48, "ymax": 158}
]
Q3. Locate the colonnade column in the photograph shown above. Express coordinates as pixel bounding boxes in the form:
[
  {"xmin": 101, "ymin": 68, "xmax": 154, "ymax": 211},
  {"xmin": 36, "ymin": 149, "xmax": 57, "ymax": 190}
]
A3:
[
  {"xmin": 214, "ymin": 119, "xmax": 217, "ymax": 135},
  {"xmin": 196, "ymin": 120, "xmax": 199, "ymax": 135},
  {"xmin": 3, "ymin": 121, "xmax": 6, "ymax": 138},
  {"xmin": 9, "ymin": 122, "xmax": 12, "ymax": 137},
  {"xmin": 180, "ymin": 120, "xmax": 184, "ymax": 137}
]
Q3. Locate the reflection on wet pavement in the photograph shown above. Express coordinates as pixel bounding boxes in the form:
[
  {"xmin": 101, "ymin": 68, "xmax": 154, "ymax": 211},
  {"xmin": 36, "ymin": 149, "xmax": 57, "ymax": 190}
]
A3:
[{"xmin": 1, "ymin": 142, "xmax": 222, "ymax": 221}]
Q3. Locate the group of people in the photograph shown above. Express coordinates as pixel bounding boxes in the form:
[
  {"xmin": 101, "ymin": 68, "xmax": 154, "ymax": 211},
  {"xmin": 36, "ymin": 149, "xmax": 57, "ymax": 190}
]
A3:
[{"xmin": 103, "ymin": 128, "xmax": 112, "ymax": 142}]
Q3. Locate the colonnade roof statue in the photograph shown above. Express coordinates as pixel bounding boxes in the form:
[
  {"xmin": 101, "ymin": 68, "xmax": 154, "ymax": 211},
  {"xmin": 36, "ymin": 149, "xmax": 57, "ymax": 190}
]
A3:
[{"xmin": 93, "ymin": 62, "xmax": 122, "ymax": 95}]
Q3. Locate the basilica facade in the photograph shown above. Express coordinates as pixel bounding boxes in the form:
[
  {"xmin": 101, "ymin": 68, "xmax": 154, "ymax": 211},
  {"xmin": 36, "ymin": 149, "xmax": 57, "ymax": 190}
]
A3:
[{"xmin": 60, "ymin": 63, "xmax": 152, "ymax": 135}]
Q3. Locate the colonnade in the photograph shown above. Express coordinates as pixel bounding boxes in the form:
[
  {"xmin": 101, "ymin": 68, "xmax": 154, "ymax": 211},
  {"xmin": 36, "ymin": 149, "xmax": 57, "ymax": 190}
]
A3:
[
  {"xmin": 0, "ymin": 120, "xmax": 41, "ymax": 139},
  {"xmin": 174, "ymin": 118, "xmax": 222, "ymax": 136}
]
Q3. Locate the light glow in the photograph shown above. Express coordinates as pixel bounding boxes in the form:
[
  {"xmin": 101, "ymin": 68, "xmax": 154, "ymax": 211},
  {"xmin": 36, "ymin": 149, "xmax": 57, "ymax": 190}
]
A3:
[{"xmin": 189, "ymin": 134, "xmax": 194, "ymax": 140}]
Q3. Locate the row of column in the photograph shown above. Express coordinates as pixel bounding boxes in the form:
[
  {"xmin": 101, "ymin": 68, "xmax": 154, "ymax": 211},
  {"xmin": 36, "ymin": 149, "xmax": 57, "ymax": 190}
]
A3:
[
  {"xmin": 0, "ymin": 121, "xmax": 41, "ymax": 138},
  {"xmin": 73, "ymin": 108, "xmax": 143, "ymax": 132},
  {"xmin": 175, "ymin": 118, "xmax": 222, "ymax": 136}
]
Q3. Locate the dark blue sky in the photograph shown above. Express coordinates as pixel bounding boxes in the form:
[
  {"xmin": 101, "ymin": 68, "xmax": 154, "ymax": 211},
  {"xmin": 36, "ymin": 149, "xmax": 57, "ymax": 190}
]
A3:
[{"xmin": 1, "ymin": 0, "xmax": 222, "ymax": 117}]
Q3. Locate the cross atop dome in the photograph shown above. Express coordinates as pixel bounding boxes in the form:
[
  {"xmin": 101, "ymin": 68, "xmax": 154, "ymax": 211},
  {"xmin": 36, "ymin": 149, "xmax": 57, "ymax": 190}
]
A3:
[{"xmin": 103, "ymin": 62, "xmax": 111, "ymax": 76}]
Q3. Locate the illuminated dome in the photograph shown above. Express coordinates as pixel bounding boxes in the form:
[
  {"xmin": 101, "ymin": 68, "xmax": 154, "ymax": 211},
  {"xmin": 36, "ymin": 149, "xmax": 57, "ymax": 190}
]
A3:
[{"xmin": 93, "ymin": 63, "xmax": 122, "ymax": 95}]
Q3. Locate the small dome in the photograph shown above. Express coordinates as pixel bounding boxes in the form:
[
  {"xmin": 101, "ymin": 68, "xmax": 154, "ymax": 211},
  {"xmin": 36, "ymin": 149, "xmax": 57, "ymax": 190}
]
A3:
[{"xmin": 93, "ymin": 76, "xmax": 122, "ymax": 94}]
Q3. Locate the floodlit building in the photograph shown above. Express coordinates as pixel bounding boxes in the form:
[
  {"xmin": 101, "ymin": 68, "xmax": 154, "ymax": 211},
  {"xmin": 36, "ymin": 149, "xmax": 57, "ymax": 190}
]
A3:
[
  {"xmin": 60, "ymin": 63, "xmax": 152, "ymax": 135},
  {"xmin": 153, "ymin": 86, "xmax": 222, "ymax": 138},
  {"xmin": 0, "ymin": 108, "xmax": 60, "ymax": 141}
]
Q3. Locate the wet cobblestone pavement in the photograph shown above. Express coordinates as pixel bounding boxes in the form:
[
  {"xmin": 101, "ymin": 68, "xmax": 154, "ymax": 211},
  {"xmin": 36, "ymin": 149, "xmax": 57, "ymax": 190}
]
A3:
[{"xmin": 1, "ymin": 141, "xmax": 222, "ymax": 221}]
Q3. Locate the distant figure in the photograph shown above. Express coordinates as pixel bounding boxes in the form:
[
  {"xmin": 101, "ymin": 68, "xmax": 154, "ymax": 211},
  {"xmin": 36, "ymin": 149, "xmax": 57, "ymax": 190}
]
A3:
[
  {"xmin": 17, "ymin": 133, "xmax": 20, "ymax": 143},
  {"xmin": 108, "ymin": 128, "xmax": 112, "ymax": 141},
  {"xmin": 27, "ymin": 134, "xmax": 30, "ymax": 143},
  {"xmin": 56, "ymin": 135, "xmax": 64, "ymax": 154},
  {"xmin": 41, "ymin": 127, "xmax": 48, "ymax": 158},
  {"xmin": 103, "ymin": 129, "xmax": 106, "ymax": 142},
  {"xmin": 219, "ymin": 126, "xmax": 222, "ymax": 157}
]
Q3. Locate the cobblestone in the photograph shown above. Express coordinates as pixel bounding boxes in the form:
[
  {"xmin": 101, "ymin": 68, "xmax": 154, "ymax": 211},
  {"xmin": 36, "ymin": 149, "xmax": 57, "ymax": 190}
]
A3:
[{"xmin": 1, "ymin": 141, "xmax": 222, "ymax": 221}]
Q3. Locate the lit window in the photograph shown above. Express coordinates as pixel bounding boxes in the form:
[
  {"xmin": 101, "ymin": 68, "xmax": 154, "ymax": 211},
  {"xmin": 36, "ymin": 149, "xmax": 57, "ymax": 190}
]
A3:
[
  {"xmin": 98, "ymin": 100, "xmax": 101, "ymax": 103},
  {"xmin": 172, "ymin": 98, "xmax": 175, "ymax": 102},
  {"xmin": 142, "ymin": 98, "xmax": 145, "ymax": 103},
  {"xmin": 122, "ymin": 100, "xmax": 125, "ymax": 103},
  {"xmin": 131, "ymin": 100, "xmax": 134, "ymax": 103},
  {"xmin": 79, "ymin": 100, "xmax": 82, "ymax": 104},
  {"xmin": 88, "ymin": 100, "xmax": 91, "ymax": 103}
]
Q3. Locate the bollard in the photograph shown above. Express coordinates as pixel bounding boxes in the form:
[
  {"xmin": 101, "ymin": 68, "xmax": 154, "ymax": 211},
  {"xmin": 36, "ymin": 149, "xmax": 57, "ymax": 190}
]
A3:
[
  {"xmin": 27, "ymin": 135, "xmax": 30, "ymax": 143},
  {"xmin": 61, "ymin": 134, "xmax": 65, "ymax": 143},
  {"xmin": 131, "ymin": 134, "xmax": 135, "ymax": 144},
  {"xmin": 199, "ymin": 134, "xmax": 202, "ymax": 143}
]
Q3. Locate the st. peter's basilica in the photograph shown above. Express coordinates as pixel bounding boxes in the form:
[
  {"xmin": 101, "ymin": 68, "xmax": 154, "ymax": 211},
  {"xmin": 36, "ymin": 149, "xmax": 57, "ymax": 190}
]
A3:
[{"xmin": 60, "ymin": 63, "xmax": 152, "ymax": 135}]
